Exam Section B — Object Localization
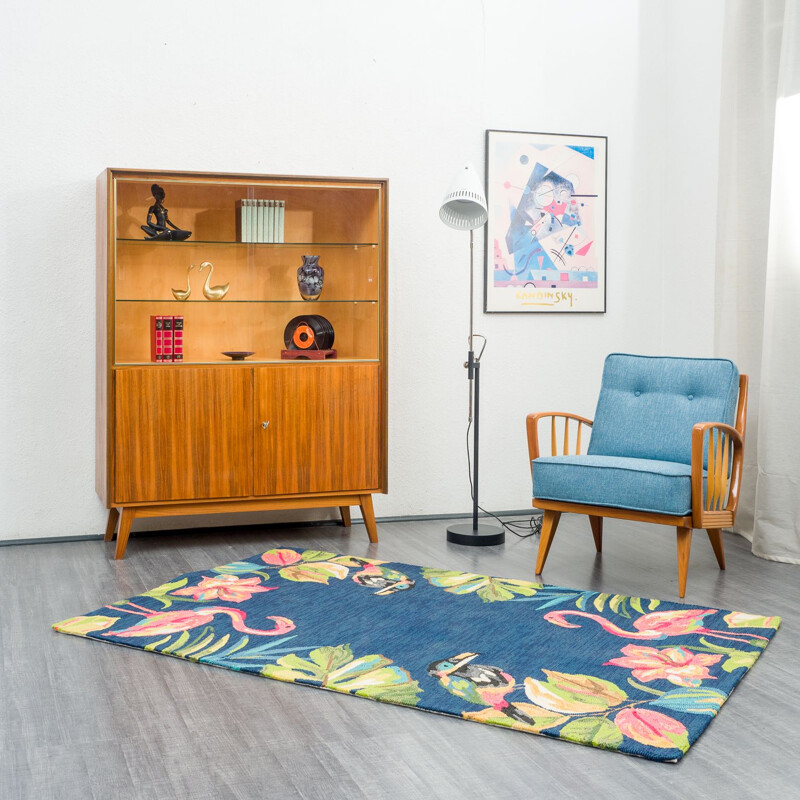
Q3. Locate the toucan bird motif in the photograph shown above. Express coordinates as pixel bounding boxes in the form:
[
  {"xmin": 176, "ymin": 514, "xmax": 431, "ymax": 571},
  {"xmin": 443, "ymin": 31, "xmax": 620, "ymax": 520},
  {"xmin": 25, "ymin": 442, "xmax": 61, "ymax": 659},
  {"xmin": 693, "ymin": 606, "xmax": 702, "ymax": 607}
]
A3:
[
  {"xmin": 349, "ymin": 558, "xmax": 416, "ymax": 595},
  {"xmin": 427, "ymin": 652, "xmax": 535, "ymax": 725}
]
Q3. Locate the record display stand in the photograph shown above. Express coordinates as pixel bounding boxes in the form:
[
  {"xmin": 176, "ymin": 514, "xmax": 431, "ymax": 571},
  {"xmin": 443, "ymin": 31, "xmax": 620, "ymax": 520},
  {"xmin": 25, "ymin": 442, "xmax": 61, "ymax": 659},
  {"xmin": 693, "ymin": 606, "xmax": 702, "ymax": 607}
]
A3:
[{"xmin": 281, "ymin": 349, "xmax": 337, "ymax": 360}]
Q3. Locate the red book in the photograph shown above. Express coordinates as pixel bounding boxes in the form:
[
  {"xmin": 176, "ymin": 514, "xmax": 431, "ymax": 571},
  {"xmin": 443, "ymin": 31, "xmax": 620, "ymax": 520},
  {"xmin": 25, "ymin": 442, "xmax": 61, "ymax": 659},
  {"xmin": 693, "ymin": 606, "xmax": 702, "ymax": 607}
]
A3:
[
  {"xmin": 163, "ymin": 315, "xmax": 174, "ymax": 362},
  {"xmin": 150, "ymin": 315, "xmax": 164, "ymax": 362},
  {"xmin": 172, "ymin": 316, "xmax": 184, "ymax": 362}
]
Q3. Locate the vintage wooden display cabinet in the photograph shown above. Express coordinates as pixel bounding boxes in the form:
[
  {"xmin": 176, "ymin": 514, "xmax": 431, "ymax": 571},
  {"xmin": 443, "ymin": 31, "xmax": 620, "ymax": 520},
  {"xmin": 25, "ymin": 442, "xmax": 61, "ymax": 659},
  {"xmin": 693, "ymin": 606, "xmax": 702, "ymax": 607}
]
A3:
[{"xmin": 97, "ymin": 169, "xmax": 388, "ymax": 557}]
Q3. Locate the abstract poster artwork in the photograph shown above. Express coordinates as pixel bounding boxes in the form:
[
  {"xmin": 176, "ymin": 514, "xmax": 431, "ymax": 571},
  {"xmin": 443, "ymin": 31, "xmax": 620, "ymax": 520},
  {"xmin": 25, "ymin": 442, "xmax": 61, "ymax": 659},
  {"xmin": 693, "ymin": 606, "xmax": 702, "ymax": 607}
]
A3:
[{"xmin": 485, "ymin": 129, "xmax": 607, "ymax": 313}]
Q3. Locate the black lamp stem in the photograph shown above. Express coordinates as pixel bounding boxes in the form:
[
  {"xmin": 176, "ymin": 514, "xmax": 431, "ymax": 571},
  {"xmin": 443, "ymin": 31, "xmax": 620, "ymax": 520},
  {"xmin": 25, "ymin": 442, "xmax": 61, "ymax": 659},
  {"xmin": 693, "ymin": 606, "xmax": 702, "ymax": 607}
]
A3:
[
  {"xmin": 446, "ymin": 229, "xmax": 505, "ymax": 546},
  {"xmin": 471, "ymin": 351, "xmax": 480, "ymax": 530}
]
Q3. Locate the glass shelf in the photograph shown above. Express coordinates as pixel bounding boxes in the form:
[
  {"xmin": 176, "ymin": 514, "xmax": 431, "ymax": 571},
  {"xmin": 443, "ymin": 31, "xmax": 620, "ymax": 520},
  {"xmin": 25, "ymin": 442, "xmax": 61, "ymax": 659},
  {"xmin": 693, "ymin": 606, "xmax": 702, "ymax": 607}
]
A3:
[
  {"xmin": 116, "ymin": 299, "xmax": 378, "ymax": 304},
  {"xmin": 117, "ymin": 239, "xmax": 380, "ymax": 247},
  {"xmin": 114, "ymin": 358, "xmax": 381, "ymax": 366}
]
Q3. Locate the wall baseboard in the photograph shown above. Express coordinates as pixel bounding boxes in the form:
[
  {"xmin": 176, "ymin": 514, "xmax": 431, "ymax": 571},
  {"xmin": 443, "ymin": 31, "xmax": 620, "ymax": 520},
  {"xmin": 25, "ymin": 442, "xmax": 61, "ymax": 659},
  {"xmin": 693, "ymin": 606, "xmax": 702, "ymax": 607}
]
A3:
[{"xmin": 0, "ymin": 509, "xmax": 542, "ymax": 548}]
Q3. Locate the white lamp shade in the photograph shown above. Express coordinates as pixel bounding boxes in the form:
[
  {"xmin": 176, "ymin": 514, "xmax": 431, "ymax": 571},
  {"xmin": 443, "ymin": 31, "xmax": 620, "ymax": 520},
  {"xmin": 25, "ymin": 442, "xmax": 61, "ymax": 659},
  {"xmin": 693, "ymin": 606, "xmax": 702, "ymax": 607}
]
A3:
[{"xmin": 439, "ymin": 163, "xmax": 488, "ymax": 230}]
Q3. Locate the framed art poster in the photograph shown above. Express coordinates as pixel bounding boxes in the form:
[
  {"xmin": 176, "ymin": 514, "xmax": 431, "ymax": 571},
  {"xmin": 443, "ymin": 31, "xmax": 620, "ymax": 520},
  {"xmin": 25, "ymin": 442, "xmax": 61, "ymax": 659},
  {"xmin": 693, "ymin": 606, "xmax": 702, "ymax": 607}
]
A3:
[{"xmin": 484, "ymin": 129, "xmax": 607, "ymax": 312}]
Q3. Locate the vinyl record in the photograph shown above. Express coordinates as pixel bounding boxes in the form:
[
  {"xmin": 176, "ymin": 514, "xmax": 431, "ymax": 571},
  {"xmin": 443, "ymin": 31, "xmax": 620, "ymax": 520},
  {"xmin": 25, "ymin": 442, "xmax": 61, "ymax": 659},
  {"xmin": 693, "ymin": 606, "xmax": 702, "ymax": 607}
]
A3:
[{"xmin": 283, "ymin": 314, "xmax": 335, "ymax": 351}]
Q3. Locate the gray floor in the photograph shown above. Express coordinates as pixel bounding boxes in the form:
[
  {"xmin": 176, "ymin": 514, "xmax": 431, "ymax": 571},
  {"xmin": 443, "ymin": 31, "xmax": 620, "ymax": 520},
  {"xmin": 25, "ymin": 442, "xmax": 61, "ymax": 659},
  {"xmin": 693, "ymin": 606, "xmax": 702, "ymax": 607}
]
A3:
[{"xmin": 2, "ymin": 514, "xmax": 798, "ymax": 800}]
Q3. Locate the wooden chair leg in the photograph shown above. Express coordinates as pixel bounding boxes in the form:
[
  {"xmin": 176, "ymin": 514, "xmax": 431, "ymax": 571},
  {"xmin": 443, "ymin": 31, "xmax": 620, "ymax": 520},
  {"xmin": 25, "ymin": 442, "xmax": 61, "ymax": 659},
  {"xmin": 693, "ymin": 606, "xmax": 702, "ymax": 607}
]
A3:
[
  {"xmin": 706, "ymin": 528, "xmax": 726, "ymax": 570},
  {"xmin": 104, "ymin": 508, "xmax": 120, "ymax": 541},
  {"xmin": 339, "ymin": 506, "xmax": 352, "ymax": 527},
  {"xmin": 589, "ymin": 515, "xmax": 603, "ymax": 552},
  {"xmin": 535, "ymin": 510, "xmax": 562, "ymax": 574},
  {"xmin": 114, "ymin": 508, "xmax": 136, "ymax": 560},
  {"xmin": 676, "ymin": 526, "xmax": 692, "ymax": 598},
  {"xmin": 359, "ymin": 494, "xmax": 379, "ymax": 543}
]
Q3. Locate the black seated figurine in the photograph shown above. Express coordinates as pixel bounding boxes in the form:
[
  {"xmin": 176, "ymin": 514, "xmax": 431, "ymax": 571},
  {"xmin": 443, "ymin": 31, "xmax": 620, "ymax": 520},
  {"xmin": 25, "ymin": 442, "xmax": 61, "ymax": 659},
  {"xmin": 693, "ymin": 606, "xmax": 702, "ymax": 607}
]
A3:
[{"xmin": 141, "ymin": 184, "xmax": 192, "ymax": 241}]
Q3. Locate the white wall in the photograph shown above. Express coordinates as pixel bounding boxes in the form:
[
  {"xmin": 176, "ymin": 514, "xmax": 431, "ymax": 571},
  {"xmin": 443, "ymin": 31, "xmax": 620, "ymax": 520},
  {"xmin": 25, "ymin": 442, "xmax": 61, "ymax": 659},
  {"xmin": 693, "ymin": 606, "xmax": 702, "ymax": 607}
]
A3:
[{"xmin": 0, "ymin": 0, "xmax": 724, "ymax": 541}]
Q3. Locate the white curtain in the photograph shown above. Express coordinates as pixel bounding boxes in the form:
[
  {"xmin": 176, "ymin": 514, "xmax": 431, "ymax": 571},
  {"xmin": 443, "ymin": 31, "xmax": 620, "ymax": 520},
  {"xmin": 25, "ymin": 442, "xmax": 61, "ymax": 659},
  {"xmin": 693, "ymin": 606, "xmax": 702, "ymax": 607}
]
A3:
[{"xmin": 716, "ymin": 0, "xmax": 800, "ymax": 564}]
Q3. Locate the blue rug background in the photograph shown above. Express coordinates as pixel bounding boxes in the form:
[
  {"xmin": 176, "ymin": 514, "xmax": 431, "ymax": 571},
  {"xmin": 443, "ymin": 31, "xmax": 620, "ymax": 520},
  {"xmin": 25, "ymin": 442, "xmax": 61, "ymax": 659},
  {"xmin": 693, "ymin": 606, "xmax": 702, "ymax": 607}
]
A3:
[{"xmin": 53, "ymin": 548, "xmax": 780, "ymax": 762}]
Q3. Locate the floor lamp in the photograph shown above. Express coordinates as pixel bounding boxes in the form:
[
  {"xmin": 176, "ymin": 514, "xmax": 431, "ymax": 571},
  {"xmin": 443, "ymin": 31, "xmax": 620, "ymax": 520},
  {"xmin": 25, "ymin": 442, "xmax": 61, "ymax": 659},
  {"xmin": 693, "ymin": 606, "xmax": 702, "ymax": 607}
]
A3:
[{"xmin": 439, "ymin": 165, "xmax": 505, "ymax": 546}]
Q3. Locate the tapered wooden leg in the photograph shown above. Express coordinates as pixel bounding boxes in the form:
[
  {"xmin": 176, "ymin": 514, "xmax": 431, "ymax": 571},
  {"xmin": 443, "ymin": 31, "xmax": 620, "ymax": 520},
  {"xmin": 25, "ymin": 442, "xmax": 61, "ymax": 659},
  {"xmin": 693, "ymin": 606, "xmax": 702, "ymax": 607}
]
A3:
[
  {"xmin": 339, "ymin": 506, "xmax": 352, "ymax": 527},
  {"xmin": 535, "ymin": 510, "xmax": 562, "ymax": 574},
  {"xmin": 114, "ymin": 508, "xmax": 136, "ymax": 560},
  {"xmin": 589, "ymin": 515, "xmax": 603, "ymax": 552},
  {"xmin": 359, "ymin": 494, "xmax": 378, "ymax": 543},
  {"xmin": 706, "ymin": 528, "xmax": 726, "ymax": 569},
  {"xmin": 676, "ymin": 526, "xmax": 692, "ymax": 598},
  {"xmin": 104, "ymin": 508, "xmax": 120, "ymax": 541}
]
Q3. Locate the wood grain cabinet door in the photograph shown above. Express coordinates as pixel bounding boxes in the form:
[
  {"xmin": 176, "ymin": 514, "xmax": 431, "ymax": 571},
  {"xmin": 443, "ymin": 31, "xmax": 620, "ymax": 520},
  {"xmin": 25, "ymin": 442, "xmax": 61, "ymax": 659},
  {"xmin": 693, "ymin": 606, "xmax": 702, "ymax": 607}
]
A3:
[
  {"xmin": 114, "ymin": 367, "xmax": 253, "ymax": 503},
  {"xmin": 254, "ymin": 364, "xmax": 382, "ymax": 496}
]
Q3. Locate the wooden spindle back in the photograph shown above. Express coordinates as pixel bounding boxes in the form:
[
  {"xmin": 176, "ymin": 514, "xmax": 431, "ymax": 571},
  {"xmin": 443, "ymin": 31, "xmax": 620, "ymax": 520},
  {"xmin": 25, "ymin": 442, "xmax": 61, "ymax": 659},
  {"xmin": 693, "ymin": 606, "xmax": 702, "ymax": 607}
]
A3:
[{"xmin": 705, "ymin": 427, "xmax": 732, "ymax": 511}]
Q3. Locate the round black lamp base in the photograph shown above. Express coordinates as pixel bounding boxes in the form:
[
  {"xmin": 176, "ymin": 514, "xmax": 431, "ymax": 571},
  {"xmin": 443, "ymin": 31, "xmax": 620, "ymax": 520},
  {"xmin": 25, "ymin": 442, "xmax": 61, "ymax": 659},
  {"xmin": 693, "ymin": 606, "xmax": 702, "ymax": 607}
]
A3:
[{"xmin": 446, "ymin": 522, "xmax": 505, "ymax": 547}]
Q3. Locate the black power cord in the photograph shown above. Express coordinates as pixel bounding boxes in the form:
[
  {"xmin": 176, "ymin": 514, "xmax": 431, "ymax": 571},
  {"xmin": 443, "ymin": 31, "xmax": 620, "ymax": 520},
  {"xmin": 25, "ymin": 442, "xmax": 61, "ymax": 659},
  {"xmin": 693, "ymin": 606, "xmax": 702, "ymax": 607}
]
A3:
[{"xmin": 465, "ymin": 414, "xmax": 542, "ymax": 540}]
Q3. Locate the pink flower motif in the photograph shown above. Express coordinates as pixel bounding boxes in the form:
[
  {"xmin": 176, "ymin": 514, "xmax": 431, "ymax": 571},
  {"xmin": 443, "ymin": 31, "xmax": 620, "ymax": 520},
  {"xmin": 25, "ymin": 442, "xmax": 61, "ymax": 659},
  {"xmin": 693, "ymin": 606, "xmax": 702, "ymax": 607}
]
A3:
[
  {"xmin": 605, "ymin": 644, "xmax": 722, "ymax": 687},
  {"xmin": 171, "ymin": 575, "xmax": 275, "ymax": 603},
  {"xmin": 261, "ymin": 549, "xmax": 302, "ymax": 566},
  {"xmin": 615, "ymin": 707, "xmax": 689, "ymax": 751}
]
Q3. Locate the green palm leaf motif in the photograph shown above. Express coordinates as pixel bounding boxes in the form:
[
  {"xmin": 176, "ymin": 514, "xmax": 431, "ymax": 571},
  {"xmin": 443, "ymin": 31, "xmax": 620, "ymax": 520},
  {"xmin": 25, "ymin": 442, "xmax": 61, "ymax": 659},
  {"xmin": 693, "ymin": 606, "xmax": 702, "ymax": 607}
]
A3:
[
  {"xmin": 298, "ymin": 550, "xmax": 339, "ymax": 563},
  {"xmin": 575, "ymin": 592, "xmax": 658, "ymax": 619},
  {"xmin": 649, "ymin": 687, "xmax": 728, "ymax": 716},
  {"xmin": 142, "ymin": 629, "xmax": 283, "ymax": 665},
  {"xmin": 279, "ymin": 562, "xmax": 350, "ymax": 584},
  {"xmin": 559, "ymin": 716, "xmax": 624, "ymax": 749},
  {"xmin": 173, "ymin": 627, "xmax": 221, "ymax": 659},
  {"xmin": 524, "ymin": 670, "xmax": 628, "ymax": 714},
  {"xmin": 421, "ymin": 569, "xmax": 541, "ymax": 602},
  {"xmin": 695, "ymin": 638, "xmax": 762, "ymax": 672},
  {"xmin": 262, "ymin": 644, "xmax": 421, "ymax": 705},
  {"xmin": 723, "ymin": 612, "xmax": 781, "ymax": 629},
  {"xmin": 212, "ymin": 562, "xmax": 271, "ymax": 580},
  {"xmin": 277, "ymin": 550, "xmax": 355, "ymax": 584},
  {"xmin": 52, "ymin": 615, "xmax": 120, "ymax": 635},
  {"xmin": 138, "ymin": 578, "xmax": 189, "ymax": 609},
  {"xmin": 593, "ymin": 592, "xmax": 612, "ymax": 612}
]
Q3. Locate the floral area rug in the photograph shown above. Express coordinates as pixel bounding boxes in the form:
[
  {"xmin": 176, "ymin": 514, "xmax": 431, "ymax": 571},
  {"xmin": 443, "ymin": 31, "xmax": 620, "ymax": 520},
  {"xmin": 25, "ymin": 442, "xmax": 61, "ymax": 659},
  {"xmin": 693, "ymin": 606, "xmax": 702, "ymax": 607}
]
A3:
[{"xmin": 53, "ymin": 548, "xmax": 780, "ymax": 762}]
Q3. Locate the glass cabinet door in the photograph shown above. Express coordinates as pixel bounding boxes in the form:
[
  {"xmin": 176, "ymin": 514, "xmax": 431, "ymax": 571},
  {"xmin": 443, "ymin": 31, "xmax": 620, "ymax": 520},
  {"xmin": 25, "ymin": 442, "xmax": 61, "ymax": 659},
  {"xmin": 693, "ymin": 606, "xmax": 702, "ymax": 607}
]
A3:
[{"xmin": 112, "ymin": 176, "xmax": 384, "ymax": 365}]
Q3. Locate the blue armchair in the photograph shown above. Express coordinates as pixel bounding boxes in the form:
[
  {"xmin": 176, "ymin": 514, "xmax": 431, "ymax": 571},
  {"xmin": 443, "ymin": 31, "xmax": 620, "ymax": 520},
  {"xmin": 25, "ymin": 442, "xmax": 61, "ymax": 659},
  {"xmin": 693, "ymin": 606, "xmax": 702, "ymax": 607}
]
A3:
[{"xmin": 527, "ymin": 354, "xmax": 748, "ymax": 597}]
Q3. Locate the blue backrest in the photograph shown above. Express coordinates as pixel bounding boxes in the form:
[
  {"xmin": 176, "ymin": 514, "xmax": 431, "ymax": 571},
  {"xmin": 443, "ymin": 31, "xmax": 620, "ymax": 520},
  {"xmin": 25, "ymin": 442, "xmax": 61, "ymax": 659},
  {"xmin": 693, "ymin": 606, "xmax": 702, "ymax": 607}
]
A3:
[{"xmin": 587, "ymin": 354, "xmax": 740, "ymax": 465}]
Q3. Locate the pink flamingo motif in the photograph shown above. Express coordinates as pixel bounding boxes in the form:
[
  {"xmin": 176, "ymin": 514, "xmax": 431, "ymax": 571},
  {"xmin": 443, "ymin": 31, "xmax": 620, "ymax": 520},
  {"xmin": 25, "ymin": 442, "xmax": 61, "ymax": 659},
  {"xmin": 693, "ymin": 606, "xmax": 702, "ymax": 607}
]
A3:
[
  {"xmin": 103, "ymin": 602, "xmax": 295, "ymax": 638},
  {"xmin": 543, "ymin": 608, "xmax": 769, "ymax": 645}
]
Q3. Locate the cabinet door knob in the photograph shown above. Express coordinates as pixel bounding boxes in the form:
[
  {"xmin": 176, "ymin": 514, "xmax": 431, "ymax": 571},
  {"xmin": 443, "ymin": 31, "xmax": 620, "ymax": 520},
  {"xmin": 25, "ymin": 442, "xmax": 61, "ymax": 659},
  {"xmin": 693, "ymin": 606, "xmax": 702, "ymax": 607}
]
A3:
[{"xmin": 261, "ymin": 421, "xmax": 270, "ymax": 429}]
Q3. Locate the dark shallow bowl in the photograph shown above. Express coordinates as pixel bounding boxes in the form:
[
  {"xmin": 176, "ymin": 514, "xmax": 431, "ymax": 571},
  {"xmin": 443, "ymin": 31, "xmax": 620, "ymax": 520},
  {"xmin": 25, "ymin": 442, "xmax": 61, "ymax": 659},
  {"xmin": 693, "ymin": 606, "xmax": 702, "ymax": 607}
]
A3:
[{"xmin": 221, "ymin": 351, "xmax": 255, "ymax": 361}]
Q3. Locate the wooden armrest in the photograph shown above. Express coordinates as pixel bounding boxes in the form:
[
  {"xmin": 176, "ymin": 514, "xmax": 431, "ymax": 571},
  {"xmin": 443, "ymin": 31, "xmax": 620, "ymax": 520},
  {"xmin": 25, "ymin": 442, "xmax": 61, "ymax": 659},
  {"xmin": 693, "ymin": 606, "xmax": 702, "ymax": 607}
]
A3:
[
  {"xmin": 691, "ymin": 422, "xmax": 745, "ymax": 522},
  {"xmin": 526, "ymin": 412, "xmax": 594, "ymax": 468}
]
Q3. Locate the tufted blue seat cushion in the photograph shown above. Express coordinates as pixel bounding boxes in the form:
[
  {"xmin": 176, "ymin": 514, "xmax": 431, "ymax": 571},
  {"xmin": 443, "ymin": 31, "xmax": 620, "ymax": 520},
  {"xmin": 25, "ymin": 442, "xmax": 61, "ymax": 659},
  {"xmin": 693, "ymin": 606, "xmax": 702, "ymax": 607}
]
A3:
[
  {"xmin": 532, "ymin": 454, "xmax": 698, "ymax": 516},
  {"xmin": 587, "ymin": 354, "xmax": 739, "ymax": 466}
]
